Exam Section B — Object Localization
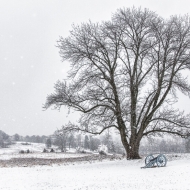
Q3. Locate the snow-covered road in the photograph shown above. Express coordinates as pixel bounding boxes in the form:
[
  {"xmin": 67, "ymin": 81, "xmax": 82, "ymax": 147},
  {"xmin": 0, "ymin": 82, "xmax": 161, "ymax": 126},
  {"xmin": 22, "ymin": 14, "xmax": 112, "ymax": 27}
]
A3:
[{"xmin": 0, "ymin": 157, "xmax": 190, "ymax": 190}]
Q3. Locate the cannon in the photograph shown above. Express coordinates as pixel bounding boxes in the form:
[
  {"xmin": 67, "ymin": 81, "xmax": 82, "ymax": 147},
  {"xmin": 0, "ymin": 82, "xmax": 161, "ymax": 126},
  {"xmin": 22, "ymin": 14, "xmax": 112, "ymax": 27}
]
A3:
[{"xmin": 141, "ymin": 154, "xmax": 167, "ymax": 169}]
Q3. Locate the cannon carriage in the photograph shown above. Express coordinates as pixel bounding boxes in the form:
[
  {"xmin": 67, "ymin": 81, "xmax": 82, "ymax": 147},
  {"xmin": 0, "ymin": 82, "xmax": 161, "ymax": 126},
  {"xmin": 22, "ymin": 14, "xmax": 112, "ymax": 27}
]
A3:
[{"xmin": 141, "ymin": 154, "xmax": 167, "ymax": 169}]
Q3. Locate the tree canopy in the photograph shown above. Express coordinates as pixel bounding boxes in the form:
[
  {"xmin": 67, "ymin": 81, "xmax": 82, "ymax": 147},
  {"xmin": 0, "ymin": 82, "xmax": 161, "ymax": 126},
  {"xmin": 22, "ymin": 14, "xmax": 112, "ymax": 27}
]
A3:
[{"xmin": 44, "ymin": 7, "xmax": 190, "ymax": 159}]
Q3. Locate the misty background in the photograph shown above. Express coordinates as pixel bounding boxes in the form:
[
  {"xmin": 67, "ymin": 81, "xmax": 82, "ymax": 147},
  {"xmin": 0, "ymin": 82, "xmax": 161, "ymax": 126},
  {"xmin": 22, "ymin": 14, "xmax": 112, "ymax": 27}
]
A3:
[{"xmin": 1, "ymin": 0, "xmax": 190, "ymax": 136}]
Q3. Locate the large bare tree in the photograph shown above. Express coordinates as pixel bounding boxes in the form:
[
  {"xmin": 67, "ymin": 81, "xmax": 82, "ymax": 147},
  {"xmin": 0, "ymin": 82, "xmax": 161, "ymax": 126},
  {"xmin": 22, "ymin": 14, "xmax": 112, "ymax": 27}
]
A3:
[{"xmin": 44, "ymin": 8, "xmax": 190, "ymax": 159}]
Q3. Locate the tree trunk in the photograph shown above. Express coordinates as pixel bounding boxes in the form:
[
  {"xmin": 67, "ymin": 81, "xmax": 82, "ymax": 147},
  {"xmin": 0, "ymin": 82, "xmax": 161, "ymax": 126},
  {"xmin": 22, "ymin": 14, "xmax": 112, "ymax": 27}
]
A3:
[
  {"xmin": 120, "ymin": 131, "xmax": 141, "ymax": 159},
  {"xmin": 126, "ymin": 142, "xmax": 141, "ymax": 159}
]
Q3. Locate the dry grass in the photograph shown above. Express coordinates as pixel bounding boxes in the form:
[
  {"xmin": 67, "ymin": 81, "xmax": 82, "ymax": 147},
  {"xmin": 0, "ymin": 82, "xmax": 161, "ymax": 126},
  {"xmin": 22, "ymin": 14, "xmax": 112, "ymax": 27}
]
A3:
[{"xmin": 0, "ymin": 154, "xmax": 123, "ymax": 167}]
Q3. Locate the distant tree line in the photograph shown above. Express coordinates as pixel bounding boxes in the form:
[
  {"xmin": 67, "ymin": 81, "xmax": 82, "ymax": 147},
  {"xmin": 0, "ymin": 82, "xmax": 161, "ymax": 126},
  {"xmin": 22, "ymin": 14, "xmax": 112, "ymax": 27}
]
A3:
[
  {"xmin": 1, "ymin": 129, "xmax": 190, "ymax": 155},
  {"xmin": 50, "ymin": 131, "xmax": 106, "ymax": 152},
  {"xmin": 140, "ymin": 137, "xmax": 188, "ymax": 154},
  {"xmin": 11, "ymin": 133, "xmax": 48, "ymax": 143},
  {"xmin": 46, "ymin": 130, "xmax": 190, "ymax": 154},
  {"xmin": 45, "ymin": 129, "xmax": 125, "ymax": 154},
  {"xmin": 23, "ymin": 135, "xmax": 48, "ymax": 143},
  {"xmin": 0, "ymin": 131, "xmax": 48, "ymax": 147}
]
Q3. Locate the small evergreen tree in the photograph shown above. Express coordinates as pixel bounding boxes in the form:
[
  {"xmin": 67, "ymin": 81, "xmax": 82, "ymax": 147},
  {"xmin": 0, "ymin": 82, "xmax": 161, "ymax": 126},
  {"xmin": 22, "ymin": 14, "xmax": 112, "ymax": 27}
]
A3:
[
  {"xmin": 110, "ymin": 142, "xmax": 116, "ymax": 153},
  {"xmin": 84, "ymin": 135, "xmax": 90, "ymax": 149},
  {"xmin": 68, "ymin": 134, "xmax": 76, "ymax": 149},
  {"xmin": 185, "ymin": 138, "xmax": 190, "ymax": 153},
  {"xmin": 53, "ymin": 130, "xmax": 68, "ymax": 152},
  {"xmin": 89, "ymin": 136, "xmax": 100, "ymax": 151},
  {"xmin": 98, "ymin": 144, "xmax": 108, "ymax": 155},
  {"xmin": 45, "ymin": 138, "xmax": 52, "ymax": 148},
  {"xmin": 14, "ymin": 134, "xmax": 20, "ymax": 141}
]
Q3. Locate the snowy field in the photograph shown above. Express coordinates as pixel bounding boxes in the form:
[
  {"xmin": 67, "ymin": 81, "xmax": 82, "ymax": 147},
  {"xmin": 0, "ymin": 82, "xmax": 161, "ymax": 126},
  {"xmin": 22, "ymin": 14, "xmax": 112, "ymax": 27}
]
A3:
[
  {"xmin": 0, "ymin": 142, "xmax": 86, "ymax": 160},
  {"xmin": 0, "ymin": 143, "xmax": 190, "ymax": 189},
  {"xmin": 0, "ymin": 154, "xmax": 190, "ymax": 190}
]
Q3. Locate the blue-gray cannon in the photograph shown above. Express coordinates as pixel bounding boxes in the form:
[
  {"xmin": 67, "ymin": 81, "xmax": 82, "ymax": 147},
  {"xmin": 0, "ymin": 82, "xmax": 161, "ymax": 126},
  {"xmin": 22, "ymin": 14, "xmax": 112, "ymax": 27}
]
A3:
[{"xmin": 141, "ymin": 154, "xmax": 167, "ymax": 168}]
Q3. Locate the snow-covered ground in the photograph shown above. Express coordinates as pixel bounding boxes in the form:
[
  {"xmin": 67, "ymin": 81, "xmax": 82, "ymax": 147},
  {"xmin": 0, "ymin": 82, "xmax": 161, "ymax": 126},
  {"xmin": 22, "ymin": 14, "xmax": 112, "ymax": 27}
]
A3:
[
  {"xmin": 0, "ymin": 142, "xmax": 46, "ymax": 154},
  {"xmin": 0, "ymin": 143, "xmax": 190, "ymax": 189},
  {"xmin": 0, "ymin": 142, "xmax": 86, "ymax": 160},
  {"xmin": 0, "ymin": 155, "xmax": 190, "ymax": 190}
]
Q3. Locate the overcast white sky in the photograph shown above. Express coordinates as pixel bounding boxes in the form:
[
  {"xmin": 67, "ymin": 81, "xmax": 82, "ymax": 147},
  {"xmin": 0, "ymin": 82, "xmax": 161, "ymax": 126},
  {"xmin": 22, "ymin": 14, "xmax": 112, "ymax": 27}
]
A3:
[{"xmin": 1, "ymin": 0, "xmax": 190, "ymax": 136}]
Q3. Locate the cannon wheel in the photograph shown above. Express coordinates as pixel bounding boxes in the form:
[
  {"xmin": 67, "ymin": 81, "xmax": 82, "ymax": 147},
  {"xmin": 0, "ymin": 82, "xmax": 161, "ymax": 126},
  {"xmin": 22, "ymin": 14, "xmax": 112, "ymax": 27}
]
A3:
[
  {"xmin": 156, "ymin": 154, "xmax": 167, "ymax": 167},
  {"xmin": 145, "ymin": 154, "xmax": 154, "ymax": 166}
]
